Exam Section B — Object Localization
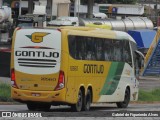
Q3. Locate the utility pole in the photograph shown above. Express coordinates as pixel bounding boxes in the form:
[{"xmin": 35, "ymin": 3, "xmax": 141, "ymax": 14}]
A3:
[
  {"xmin": 0, "ymin": 0, "xmax": 2, "ymax": 7},
  {"xmin": 28, "ymin": 0, "xmax": 34, "ymax": 14},
  {"xmin": 19, "ymin": 0, "xmax": 22, "ymax": 15},
  {"xmin": 87, "ymin": 0, "xmax": 93, "ymax": 18}
]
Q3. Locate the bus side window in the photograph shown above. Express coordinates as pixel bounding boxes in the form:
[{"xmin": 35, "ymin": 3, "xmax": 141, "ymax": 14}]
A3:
[
  {"xmin": 113, "ymin": 41, "xmax": 121, "ymax": 61},
  {"xmin": 81, "ymin": 39, "xmax": 86, "ymax": 60},
  {"xmin": 90, "ymin": 37, "xmax": 96, "ymax": 60},
  {"xmin": 95, "ymin": 38, "xmax": 104, "ymax": 61},
  {"xmin": 68, "ymin": 36, "xmax": 85, "ymax": 60},
  {"xmin": 86, "ymin": 37, "xmax": 93, "ymax": 60},
  {"xmin": 104, "ymin": 40, "xmax": 110, "ymax": 61},
  {"xmin": 68, "ymin": 36, "xmax": 76, "ymax": 58},
  {"xmin": 76, "ymin": 36, "xmax": 83, "ymax": 59},
  {"xmin": 83, "ymin": 37, "xmax": 96, "ymax": 60}
]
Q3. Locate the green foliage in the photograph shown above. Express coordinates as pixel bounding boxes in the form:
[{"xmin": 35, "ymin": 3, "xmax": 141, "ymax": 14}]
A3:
[
  {"xmin": 138, "ymin": 89, "xmax": 160, "ymax": 101},
  {"xmin": 0, "ymin": 83, "xmax": 13, "ymax": 102},
  {"xmin": 3, "ymin": 0, "xmax": 12, "ymax": 6}
]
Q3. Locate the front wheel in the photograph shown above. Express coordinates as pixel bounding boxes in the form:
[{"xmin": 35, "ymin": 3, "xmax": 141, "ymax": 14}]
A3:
[
  {"xmin": 71, "ymin": 89, "xmax": 83, "ymax": 112},
  {"xmin": 116, "ymin": 88, "xmax": 130, "ymax": 108}
]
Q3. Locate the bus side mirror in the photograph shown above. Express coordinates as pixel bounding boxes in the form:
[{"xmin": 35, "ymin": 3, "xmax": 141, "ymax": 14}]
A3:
[{"xmin": 135, "ymin": 50, "xmax": 145, "ymax": 69}]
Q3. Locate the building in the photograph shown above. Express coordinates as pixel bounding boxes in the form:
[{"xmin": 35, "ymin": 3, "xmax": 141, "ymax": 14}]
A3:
[
  {"xmin": 70, "ymin": 0, "xmax": 99, "ymax": 17},
  {"xmin": 71, "ymin": 0, "xmax": 144, "ymax": 19},
  {"xmin": 10, "ymin": 0, "xmax": 70, "ymax": 20},
  {"xmin": 98, "ymin": 4, "xmax": 144, "ymax": 19},
  {"xmin": 138, "ymin": 0, "xmax": 160, "ymax": 25}
]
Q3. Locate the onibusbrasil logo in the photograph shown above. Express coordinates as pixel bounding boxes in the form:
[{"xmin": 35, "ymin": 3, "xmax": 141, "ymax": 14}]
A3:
[
  {"xmin": 1, "ymin": 112, "xmax": 42, "ymax": 117},
  {"xmin": 26, "ymin": 32, "xmax": 50, "ymax": 43}
]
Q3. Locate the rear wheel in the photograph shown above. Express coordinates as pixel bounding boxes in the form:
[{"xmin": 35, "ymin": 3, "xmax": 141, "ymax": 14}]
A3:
[
  {"xmin": 71, "ymin": 89, "xmax": 83, "ymax": 112},
  {"xmin": 116, "ymin": 88, "xmax": 130, "ymax": 108},
  {"xmin": 82, "ymin": 89, "xmax": 92, "ymax": 111}
]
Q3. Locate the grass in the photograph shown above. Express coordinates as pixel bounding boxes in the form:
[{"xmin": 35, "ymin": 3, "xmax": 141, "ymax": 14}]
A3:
[
  {"xmin": 0, "ymin": 83, "xmax": 13, "ymax": 102},
  {"xmin": 138, "ymin": 89, "xmax": 160, "ymax": 101}
]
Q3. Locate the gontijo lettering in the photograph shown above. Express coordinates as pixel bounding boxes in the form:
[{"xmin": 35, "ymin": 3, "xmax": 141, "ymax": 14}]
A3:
[
  {"xmin": 84, "ymin": 64, "xmax": 104, "ymax": 74},
  {"xmin": 15, "ymin": 51, "xmax": 59, "ymax": 58}
]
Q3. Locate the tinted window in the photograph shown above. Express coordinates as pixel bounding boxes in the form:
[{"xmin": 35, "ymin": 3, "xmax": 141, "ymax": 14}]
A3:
[{"xmin": 68, "ymin": 35, "xmax": 132, "ymax": 66}]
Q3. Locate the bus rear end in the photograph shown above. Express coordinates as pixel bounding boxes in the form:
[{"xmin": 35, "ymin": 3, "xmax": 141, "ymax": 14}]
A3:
[{"xmin": 11, "ymin": 28, "xmax": 65, "ymax": 110}]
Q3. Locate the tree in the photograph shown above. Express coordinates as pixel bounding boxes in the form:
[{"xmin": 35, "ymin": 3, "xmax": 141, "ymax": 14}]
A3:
[{"xmin": 87, "ymin": 0, "xmax": 94, "ymax": 18}]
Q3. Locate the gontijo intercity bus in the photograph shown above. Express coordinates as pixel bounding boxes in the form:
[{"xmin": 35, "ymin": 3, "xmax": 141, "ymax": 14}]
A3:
[{"xmin": 11, "ymin": 26, "xmax": 142, "ymax": 112}]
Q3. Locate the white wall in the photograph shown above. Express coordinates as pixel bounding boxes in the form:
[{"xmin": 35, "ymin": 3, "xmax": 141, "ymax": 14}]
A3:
[
  {"xmin": 73, "ymin": 0, "xmax": 99, "ymax": 16},
  {"xmin": 52, "ymin": 0, "xmax": 70, "ymax": 17},
  {"xmin": 39, "ymin": 0, "xmax": 47, "ymax": 6},
  {"xmin": 20, "ymin": 1, "xmax": 28, "ymax": 8},
  {"xmin": 52, "ymin": 1, "xmax": 57, "ymax": 16},
  {"xmin": 74, "ymin": 4, "xmax": 99, "ymax": 14},
  {"xmin": 57, "ymin": 3, "xmax": 70, "ymax": 17}
]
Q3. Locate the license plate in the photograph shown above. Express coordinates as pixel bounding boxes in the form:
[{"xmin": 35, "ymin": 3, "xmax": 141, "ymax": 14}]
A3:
[{"xmin": 32, "ymin": 93, "xmax": 41, "ymax": 97}]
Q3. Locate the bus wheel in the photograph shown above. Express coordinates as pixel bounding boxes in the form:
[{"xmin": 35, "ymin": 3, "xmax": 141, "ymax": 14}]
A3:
[
  {"xmin": 116, "ymin": 88, "xmax": 130, "ymax": 108},
  {"xmin": 37, "ymin": 104, "xmax": 51, "ymax": 111},
  {"xmin": 71, "ymin": 89, "xmax": 83, "ymax": 112},
  {"xmin": 27, "ymin": 103, "xmax": 51, "ymax": 111},
  {"xmin": 27, "ymin": 103, "xmax": 37, "ymax": 111},
  {"xmin": 83, "ymin": 89, "xmax": 92, "ymax": 111}
]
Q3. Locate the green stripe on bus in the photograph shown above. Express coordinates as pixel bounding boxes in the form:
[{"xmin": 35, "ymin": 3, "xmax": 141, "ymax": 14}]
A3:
[{"xmin": 100, "ymin": 62, "xmax": 125, "ymax": 95}]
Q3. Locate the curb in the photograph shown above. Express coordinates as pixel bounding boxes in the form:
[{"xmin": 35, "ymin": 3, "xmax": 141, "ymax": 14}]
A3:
[
  {"xmin": 0, "ymin": 102, "xmax": 23, "ymax": 105},
  {"xmin": 130, "ymin": 101, "xmax": 160, "ymax": 104},
  {"xmin": 139, "ymin": 76, "xmax": 160, "ymax": 81}
]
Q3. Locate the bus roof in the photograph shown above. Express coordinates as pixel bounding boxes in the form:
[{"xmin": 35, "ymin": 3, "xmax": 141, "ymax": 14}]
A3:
[
  {"xmin": 20, "ymin": 26, "xmax": 136, "ymax": 43},
  {"xmin": 59, "ymin": 26, "xmax": 136, "ymax": 43}
]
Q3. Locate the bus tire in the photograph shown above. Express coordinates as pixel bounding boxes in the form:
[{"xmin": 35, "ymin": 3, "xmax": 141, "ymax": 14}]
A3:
[
  {"xmin": 27, "ymin": 103, "xmax": 37, "ymax": 111},
  {"xmin": 37, "ymin": 104, "xmax": 51, "ymax": 111},
  {"xmin": 83, "ymin": 89, "xmax": 92, "ymax": 111},
  {"xmin": 116, "ymin": 88, "xmax": 130, "ymax": 108},
  {"xmin": 71, "ymin": 89, "xmax": 83, "ymax": 112},
  {"xmin": 27, "ymin": 103, "xmax": 51, "ymax": 111}
]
